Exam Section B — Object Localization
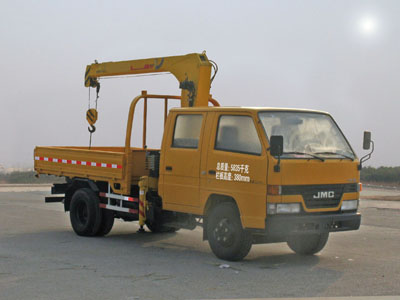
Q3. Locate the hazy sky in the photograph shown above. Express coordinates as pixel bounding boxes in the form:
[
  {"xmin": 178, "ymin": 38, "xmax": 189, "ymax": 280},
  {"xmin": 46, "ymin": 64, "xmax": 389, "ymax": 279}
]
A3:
[{"xmin": 1, "ymin": 0, "xmax": 399, "ymax": 168}]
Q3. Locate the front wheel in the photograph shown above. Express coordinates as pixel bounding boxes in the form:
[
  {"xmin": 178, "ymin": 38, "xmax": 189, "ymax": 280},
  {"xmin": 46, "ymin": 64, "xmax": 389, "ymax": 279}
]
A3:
[
  {"xmin": 287, "ymin": 232, "xmax": 329, "ymax": 255},
  {"xmin": 206, "ymin": 202, "xmax": 252, "ymax": 261}
]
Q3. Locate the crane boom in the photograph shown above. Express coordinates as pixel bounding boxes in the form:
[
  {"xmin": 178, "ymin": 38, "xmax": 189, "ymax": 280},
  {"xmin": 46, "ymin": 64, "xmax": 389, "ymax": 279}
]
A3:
[{"xmin": 84, "ymin": 52, "xmax": 212, "ymax": 107}]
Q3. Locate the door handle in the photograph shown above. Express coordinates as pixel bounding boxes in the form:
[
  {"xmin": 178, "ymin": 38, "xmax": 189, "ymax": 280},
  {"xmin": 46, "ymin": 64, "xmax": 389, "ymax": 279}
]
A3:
[
  {"xmin": 166, "ymin": 166, "xmax": 173, "ymax": 171},
  {"xmin": 208, "ymin": 170, "xmax": 216, "ymax": 175}
]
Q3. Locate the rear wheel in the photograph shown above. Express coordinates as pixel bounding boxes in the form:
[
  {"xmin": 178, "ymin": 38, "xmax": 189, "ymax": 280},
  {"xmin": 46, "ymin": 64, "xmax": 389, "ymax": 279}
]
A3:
[
  {"xmin": 287, "ymin": 232, "xmax": 329, "ymax": 255},
  {"xmin": 96, "ymin": 209, "xmax": 114, "ymax": 236},
  {"xmin": 70, "ymin": 188, "xmax": 102, "ymax": 237},
  {"xmin": 206, "ymin": 202, "xmax": 252, "ymax": 261}
]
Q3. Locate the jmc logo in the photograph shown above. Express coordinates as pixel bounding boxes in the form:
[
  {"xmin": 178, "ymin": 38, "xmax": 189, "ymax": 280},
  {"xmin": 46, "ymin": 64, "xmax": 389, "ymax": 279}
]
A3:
[{"xmin": 313, "ymin": 191, "xmax": 335, "ymax": 199}]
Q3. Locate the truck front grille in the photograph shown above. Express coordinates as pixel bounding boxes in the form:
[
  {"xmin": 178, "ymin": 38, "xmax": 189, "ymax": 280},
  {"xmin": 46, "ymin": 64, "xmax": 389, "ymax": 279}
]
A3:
[{"xmin": 281, "ymin": 183, "xmax": 358, "ymax": 209}]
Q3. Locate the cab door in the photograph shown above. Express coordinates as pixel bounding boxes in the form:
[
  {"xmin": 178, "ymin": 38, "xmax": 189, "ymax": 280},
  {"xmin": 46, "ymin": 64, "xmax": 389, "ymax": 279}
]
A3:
[
  {"xmin": 160, "ymin": 112, "xmax": 206, "ymax": 212},
  {"xmin": 201, "ymin": 113, "xmax": 268, "ymax": 229}
]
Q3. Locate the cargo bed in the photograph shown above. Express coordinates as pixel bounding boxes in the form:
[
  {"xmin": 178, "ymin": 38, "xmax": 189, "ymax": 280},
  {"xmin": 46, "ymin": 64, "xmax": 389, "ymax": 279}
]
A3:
[{"xmin": 34, "ymin": 146, "xmax": 150, "ymax": 195}]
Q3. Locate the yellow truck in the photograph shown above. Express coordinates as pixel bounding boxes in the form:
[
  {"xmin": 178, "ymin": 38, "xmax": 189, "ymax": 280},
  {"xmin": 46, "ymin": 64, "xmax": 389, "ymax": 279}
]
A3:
[{"xmin": 34, "ymin": 52, "xmax": 373, "ymax": 261}]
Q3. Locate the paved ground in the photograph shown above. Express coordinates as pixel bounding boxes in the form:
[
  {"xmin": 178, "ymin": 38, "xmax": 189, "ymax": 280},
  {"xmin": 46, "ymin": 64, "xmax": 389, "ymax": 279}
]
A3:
[
  {"xmin": 0, "ymin": 186, "xmax": 399, "ymax": 300},
  {"xmin": 361, "ymin": 185, "xmax": 400, "ymax": 201}
]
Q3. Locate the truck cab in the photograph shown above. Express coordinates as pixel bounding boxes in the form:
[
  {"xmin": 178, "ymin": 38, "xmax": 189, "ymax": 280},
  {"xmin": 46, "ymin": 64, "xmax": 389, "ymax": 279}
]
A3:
[{"xmin": 157, "ymin": 107, "xmax": 361, "ymax": 259}]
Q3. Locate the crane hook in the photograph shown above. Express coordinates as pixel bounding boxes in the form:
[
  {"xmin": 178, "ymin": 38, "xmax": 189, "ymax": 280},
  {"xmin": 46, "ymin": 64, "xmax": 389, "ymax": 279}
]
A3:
[{"xmin": 88, "ymin": 124, "xmax": 96, "ymax": 133}]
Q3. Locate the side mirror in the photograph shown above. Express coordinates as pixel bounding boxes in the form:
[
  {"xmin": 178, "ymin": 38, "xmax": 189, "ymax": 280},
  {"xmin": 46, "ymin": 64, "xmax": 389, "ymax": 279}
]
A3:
[
  {"xmin": 359, "ymin": 131, "xmax": 374, "ymax": 170},
  {"xmin": 363, "ymin": 131, "xmax": 371, "ymax": 150},
  {"xmin": 270, "ymin": 135, "xmax": 283, "ymax": 157}
]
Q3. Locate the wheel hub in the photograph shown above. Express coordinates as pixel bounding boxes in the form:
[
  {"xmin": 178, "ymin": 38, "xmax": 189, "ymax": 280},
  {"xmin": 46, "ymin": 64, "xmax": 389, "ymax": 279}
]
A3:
[
  {"xmin": 76, "ymin": 202, "xmax": 89, "ymax": 225},
  {"xmin": 213, "ymin": 218, "xmax": 235, "ymax": 247}
]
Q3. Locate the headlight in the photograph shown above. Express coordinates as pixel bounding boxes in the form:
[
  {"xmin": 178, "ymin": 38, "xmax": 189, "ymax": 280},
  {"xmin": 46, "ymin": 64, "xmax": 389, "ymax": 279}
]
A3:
[
  {"xmin": 341, "ymin": 200, "xmax": 359, "ymax": 211},
  {"xmin": 267, "ymin": 203, "xmax": 301, "ymax": 214}
]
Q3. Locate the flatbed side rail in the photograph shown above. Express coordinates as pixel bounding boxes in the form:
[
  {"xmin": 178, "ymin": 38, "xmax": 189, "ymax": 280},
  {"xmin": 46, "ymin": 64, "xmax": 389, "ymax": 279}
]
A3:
[{"xmin": 34, "ymin": 146, "xmax": 125, "ymax": 181}]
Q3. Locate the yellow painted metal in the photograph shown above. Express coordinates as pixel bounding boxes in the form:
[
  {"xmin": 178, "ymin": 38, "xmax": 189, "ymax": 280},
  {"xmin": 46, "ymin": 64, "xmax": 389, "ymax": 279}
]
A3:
[
  {"xmin": 86, "ymin": 108, "xmax": 98, "ymax": 125},
  {"xmin": 138, "ymin": 176, "xmax": 158, "ymax": 226},
  {"xmin": 40, "ymin": 52, "xmax": 361, "ymax": 233},
  {"xmin": 34, "ymin": 85, "xmax": 359, "ymax": 231},
  {"xmin": 124, "ymin": 92, "xmax": 181, "ymax": 155},
  {"xmin": 138, "ymin": 176, "xmax": 148, "ymax": 226},
  {"xmin": 124, "ymin": 91, "xmax": 220, "ymax": 154},
  {"xmin": 34, "ymin": 92, "xmax": 219, "ymax": 195},
  {"xmin": 157, "ymin": 107, "xmax": 360, "ymax": 229},
  {"xmin": 85, "ymin": 53, "xmax": 212, "ymax": 107}
]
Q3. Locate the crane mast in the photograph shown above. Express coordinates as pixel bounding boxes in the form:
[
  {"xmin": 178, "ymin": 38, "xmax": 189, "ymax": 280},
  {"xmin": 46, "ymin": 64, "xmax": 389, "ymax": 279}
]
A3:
[{"xmin": 84, "ymin": 52, "xmax": 213, "ymax": 107}]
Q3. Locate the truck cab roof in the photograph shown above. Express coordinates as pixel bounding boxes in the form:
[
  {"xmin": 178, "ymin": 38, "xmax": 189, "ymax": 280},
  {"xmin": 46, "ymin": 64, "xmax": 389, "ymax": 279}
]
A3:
[{"xmin": 169, "ymin": 106, "xmax": 330, "ymax": 115}]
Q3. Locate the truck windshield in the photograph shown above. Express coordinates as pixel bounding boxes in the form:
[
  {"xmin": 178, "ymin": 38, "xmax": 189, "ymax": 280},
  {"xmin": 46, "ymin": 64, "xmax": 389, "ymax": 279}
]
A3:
[{"xmin": 259, "ymin": 111, "xmax": 355, "ymax": 159}]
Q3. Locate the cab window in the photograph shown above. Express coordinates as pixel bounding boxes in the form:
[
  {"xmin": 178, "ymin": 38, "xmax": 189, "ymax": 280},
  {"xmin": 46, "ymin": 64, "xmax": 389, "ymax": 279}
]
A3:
[
  {"xmin": 215, "ymin": 115, "xmax": 262, "ymax": 155},
  {"xmin": 172, "ymin": 114, "xmax": 203, "ymax": 149}
]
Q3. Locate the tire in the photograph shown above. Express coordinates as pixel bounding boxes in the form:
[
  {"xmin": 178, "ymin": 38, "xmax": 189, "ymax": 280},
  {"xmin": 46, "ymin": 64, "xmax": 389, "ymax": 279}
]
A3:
[
  {"xmin": 96, "ymin": 209, "xmax": 114, "ymax": 236},
  {"xmin": 145, "ymin": 220, "xmax": 177, "ymax": 233},
  {"xmin": 69, "ymin": 188, "xmax": 102, "ymax": 237},
  {"xmin": 206, "ymin": 202, "xmax": 252, "ymax": 261},
  {"xmin": 287, "ymin": 232, "xmax": 329, "ymax": 255}
]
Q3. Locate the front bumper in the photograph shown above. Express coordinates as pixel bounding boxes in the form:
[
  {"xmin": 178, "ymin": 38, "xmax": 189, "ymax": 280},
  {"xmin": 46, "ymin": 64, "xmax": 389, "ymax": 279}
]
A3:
[{"xmin": 265, "ymin": 212, "xmax": 361, "ymax": 236}]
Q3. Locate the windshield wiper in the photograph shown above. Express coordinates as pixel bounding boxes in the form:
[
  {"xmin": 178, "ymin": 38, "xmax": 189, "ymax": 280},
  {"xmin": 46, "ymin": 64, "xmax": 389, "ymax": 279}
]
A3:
[
  {"xmin": 314, "ymin": 151, "xmax": 354, "ymax": 161},
  {"xmin": 283, "ymin": 151, "xmax": 325, "ymax": 162}
]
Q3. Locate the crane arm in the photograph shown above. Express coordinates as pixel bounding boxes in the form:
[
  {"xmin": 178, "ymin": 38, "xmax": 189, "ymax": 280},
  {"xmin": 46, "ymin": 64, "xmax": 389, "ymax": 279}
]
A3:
[{"xmin": 84, "ymin": 52, "xmax": 212, "ymax": 107}]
